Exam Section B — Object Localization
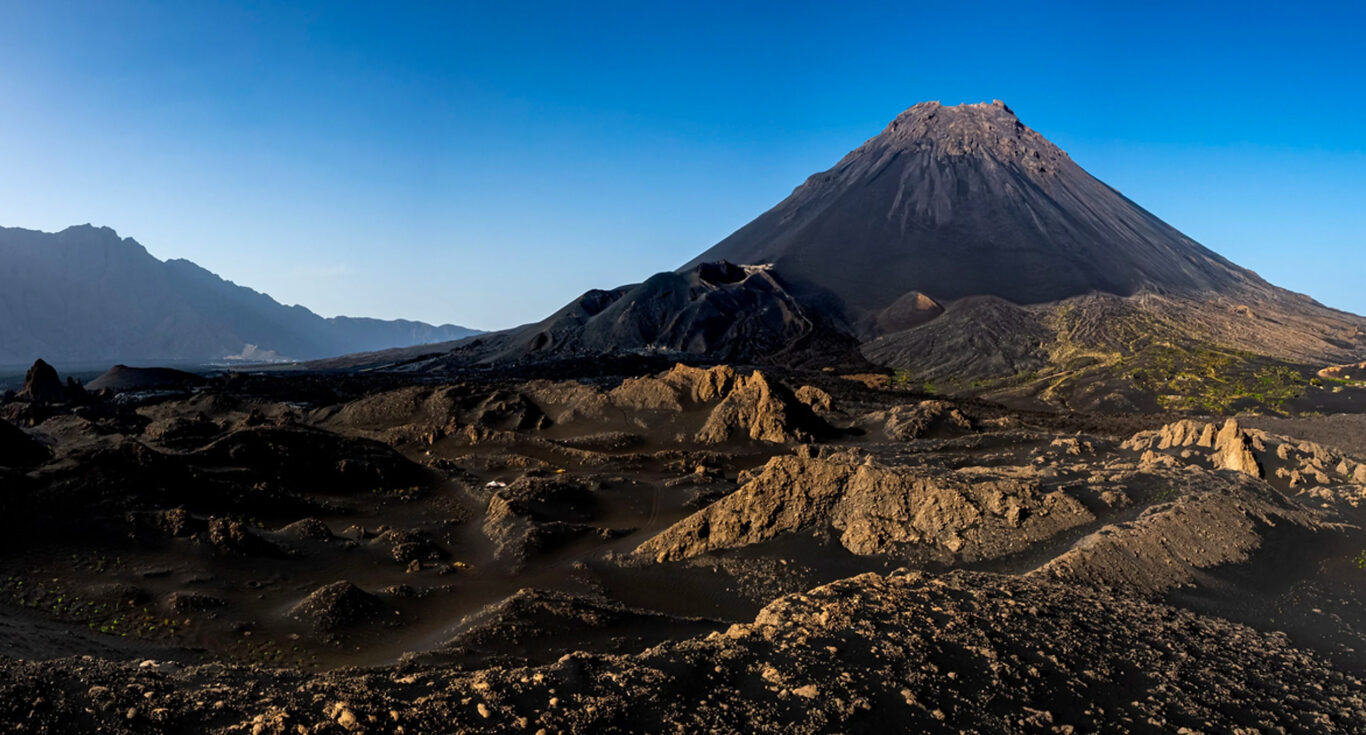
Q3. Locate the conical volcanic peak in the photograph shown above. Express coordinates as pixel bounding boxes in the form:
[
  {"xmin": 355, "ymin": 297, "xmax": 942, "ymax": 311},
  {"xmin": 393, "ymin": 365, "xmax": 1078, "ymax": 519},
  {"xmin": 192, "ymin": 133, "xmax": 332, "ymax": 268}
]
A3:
[{"xmin": 686, "ymin": 100, "xmax": 1259, "ymax": 321}]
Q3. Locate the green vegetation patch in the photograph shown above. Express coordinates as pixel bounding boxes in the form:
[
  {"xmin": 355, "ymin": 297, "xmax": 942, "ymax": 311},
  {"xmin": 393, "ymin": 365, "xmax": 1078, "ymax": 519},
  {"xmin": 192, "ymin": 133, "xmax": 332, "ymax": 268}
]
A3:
[{"xmin": 1125, "ymin": 344, "xmax": 1309, "ymax": 414}]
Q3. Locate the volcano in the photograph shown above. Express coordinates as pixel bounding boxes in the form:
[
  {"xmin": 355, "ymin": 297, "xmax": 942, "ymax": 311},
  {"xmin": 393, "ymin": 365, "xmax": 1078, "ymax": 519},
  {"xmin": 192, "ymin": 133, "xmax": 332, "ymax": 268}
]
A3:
[
  {"xmin": 392, "ymin": 101, "xmax": 1364, "ymax": 411},
  {"xmin": 685, "ymin": 100, "xmax": 1258, "ymax": 327}
]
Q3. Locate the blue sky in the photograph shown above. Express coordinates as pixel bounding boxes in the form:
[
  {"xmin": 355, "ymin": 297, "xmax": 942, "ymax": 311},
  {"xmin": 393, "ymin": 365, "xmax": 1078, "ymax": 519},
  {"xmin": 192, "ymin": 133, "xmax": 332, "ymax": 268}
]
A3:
[{"xmin": 1, "ymin": 1, "xmax": 1363, "ymax": 329}]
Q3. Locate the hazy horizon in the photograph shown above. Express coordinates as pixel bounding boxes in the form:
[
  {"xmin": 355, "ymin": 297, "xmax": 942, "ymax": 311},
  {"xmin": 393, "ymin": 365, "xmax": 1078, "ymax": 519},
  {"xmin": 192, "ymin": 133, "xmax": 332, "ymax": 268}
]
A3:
[{"xmin": 2, "ymin": 1, "xmax": 1363, "ymax": 330}]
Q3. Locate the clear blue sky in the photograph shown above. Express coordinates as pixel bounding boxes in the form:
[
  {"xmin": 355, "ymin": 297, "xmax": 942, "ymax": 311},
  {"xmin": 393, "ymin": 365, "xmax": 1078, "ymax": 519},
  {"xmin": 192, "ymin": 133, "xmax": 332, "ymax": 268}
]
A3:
[{"xmin": 1, "ymin": 1, "xmax": 1363, "ymax": 329}]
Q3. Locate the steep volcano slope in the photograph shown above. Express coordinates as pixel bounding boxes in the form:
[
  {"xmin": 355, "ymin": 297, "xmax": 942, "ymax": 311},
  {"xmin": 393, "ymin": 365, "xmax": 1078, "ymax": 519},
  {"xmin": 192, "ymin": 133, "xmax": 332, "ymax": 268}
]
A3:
[{"xmin": 685, "ymin": 100, "xmax": 1263, "ymax": 325}]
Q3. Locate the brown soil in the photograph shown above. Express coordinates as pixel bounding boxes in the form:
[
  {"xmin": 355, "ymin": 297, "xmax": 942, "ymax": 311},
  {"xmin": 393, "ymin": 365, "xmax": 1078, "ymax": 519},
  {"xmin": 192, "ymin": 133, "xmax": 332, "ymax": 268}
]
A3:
[{"xmin": 3, "ymin": 362, "xmax": 1366, "ymax": 732}]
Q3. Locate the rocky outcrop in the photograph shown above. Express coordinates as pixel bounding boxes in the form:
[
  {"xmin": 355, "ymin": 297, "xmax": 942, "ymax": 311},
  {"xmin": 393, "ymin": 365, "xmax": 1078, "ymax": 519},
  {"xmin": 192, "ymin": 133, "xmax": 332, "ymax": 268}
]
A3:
[
  {"xmin": 1212, "ymin": 418, "xmax": 1261, "ymax": 476},
  {"xmin": 1125, "ymin": 418, "xmax": 1366, "ymax": 498},
  {"xmin": 694, "ymin": 369, "xmax": 823, "ymax": 444},
  {"xmin": 637, "ymin": 448, "xmax": 1096, "ymax": 563},
  {"xmin": 17, "ymin": 359, "xmax": 66, "ymax": 404},
  {"xmin": 326, "ymin": 366, "xmax": 831, "ymax": 450},
  {"xmin": 322, "ymin": 385, "xmax": 548, "ymax": 444},
  {"xmin": 866, "ymin": 400, "xmax": 972, "ymax": 441},
  {"xmin": 197, "ymin": 517, "xmax": 288, "ymax": 558},
  {"xmin": 531, "ymin": 364, "xmax": 834, "ymax": 445},
  {"xmin": 371, "ymin": 529, "xmax": 446, "ymax": 566},
  {"xmin": 792, "ymin": 385, "xmax": 833, "ymax": 413},
  {"xmin": 276, "ymin": 517, "xmax": 333, "ymax": 541}
]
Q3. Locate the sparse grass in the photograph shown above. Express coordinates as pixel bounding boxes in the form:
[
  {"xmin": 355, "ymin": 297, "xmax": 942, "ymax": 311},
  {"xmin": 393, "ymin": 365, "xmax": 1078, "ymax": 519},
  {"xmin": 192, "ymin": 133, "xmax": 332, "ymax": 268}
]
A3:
[
  {"xmin": 1152, "ymin": 485, "xmax": 1179, "ymax": 503},
  {"xmin": 370, "ymin": 485, "xmax": 423, "ymax": 500},
  {"xmin": 1126, "ymin": 345, "xmax": 1309, "ymax": 414},
  {"xmin": 2, "ymin": 568, "xmax": 186, "ymax": 641}
]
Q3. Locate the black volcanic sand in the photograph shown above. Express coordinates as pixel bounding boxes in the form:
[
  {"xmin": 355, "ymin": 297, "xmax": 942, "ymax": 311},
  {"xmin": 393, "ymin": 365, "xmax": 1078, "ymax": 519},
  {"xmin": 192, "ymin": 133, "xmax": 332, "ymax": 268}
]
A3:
[{"xmin": 3, "ymin": 365, "xmax": 1366, "ymax": 732}]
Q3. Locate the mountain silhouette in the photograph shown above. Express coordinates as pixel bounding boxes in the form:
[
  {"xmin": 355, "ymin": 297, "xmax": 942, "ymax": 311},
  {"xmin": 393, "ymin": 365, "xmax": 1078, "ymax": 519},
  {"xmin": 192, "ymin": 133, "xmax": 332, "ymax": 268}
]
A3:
[{"xmin": 0, "ymin": 225, "xmax": 479, "ymax": 364}]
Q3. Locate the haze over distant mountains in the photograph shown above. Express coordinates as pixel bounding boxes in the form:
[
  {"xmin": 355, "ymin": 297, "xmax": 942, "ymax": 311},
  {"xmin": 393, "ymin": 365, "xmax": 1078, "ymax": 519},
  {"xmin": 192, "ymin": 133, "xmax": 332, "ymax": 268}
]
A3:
[{"xmin": 0, "ymin": 225, "xmax": 480, "ymax": 365}]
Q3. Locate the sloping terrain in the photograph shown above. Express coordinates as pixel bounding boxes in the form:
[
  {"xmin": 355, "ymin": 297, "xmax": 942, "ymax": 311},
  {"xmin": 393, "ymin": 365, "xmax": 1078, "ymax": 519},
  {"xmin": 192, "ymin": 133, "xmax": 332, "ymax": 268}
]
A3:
[
  {"xmin": 5, "ymin": 570, "xmax": 1365, "ymax": 734},
  {"xmin": 0, "ymin": 224, "xmax": 480, "ymax": 364}
]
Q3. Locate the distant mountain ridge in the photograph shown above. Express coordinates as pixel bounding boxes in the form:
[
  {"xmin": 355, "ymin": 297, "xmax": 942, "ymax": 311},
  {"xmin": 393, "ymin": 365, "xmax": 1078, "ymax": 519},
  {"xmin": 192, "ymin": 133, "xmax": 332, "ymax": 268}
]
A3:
[{"xmin": 0, "ymin": 225, "xmax": 480, "ymax": 364}]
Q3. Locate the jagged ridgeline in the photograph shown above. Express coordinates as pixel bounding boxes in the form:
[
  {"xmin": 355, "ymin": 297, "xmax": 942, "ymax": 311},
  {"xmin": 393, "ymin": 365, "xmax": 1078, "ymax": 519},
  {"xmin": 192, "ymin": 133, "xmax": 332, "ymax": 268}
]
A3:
[{"xmin": 393, "ymin": 101, "xmax": 1365, "ymax": 412}]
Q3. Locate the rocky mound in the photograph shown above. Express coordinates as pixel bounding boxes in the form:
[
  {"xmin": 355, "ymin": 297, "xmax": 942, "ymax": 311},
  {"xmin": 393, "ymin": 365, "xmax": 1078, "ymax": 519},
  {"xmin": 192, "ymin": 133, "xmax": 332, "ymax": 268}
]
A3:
[
  {"xmin": 332, "ymin": 364, "xmax": 838, "ymax": 448},
  {"xmin": 85, "ymin": 365, "xmax": 207, "ymax": 392},
  {"xmin": 1320, "ymin": 361, "xmax": 1366, "ymax": 382},
  {"xmin": 289, "ymin": 581, "xmax": 389, "ymax": 632},
  {"xmin": 319, "ymin": 384, "xmax": 551, "ymax": 445},
  {"xmin": 865, "ymin": 400, "xmax": 972, "ymax": 440},
  {"xmin": 637, "ymin": 446, "xmax": 1099, "ymax": 563},
  {"xmin": 16, "ymin": 359, "xmax": 67, "ymax": 404},
  {"xmin": 4, "ymin": 570, "xmax": 1364, "ymax": 734},
  {"xmin": 422, "ymin": 261, "xmax": 857, "ymax": 367},
  {"xmin": 482, "ymin": 476, "xmax": 600, "ymax": 562}
]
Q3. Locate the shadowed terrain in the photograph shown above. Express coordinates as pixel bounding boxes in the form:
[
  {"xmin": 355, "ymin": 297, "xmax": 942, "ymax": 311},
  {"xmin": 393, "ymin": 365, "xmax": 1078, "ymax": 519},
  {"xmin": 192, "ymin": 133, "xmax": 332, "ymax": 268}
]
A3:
[{"xmin": 3, "ymin": 357, "xmax": 1366, "ymax": 732}]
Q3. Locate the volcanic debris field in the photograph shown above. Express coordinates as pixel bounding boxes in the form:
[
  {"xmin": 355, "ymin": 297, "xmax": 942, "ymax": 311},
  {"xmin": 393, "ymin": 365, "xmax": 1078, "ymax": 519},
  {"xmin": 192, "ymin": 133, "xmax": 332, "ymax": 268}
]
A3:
[{"xmin": 0, "ymin": 359, "xmax": 1365, "ymax": 733}]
